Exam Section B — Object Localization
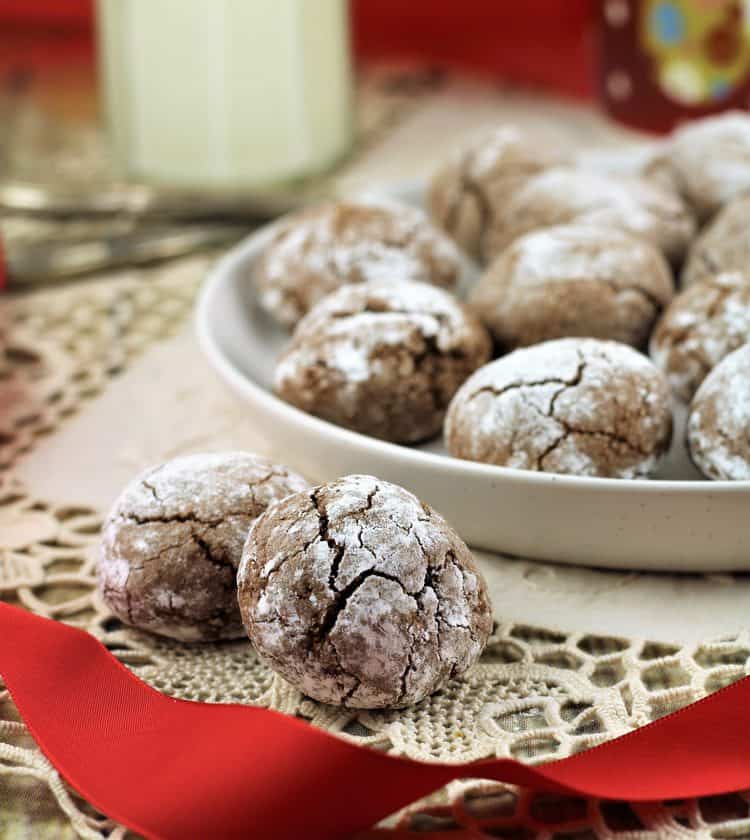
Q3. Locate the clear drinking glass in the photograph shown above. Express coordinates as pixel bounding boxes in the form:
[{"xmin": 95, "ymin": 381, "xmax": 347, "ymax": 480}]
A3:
[{"xmin": 96, "ymin": 0, "xmax": 353, "ymax": 189}]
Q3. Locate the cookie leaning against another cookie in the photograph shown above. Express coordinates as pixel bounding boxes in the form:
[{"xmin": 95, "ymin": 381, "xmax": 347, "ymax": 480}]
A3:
[
  {"xmin": 98, "ymin": 452, "xmax": 309, "ymax": 642},
  {"xmin": 488, "ymin": 167, "xmax": 695, "ymax": 265},
  {"xmin": 650, "ymin": 272, "xmax": 750, "ymax": 402},
  {"xmin": 237, "ymin": 474, "xmax": 493, "ymax": 709},
  {"xmin": 687, "ymin": 343, "xmax": 750, "ymax": 481},
  {"xmin": 254, "ymin": 199, "xmax": 464, "ymax": 329},
  {"xmin": 445, "ymin": 338, "xmax": 673, "ymax": 479},
  {"xmin": 274, "ymin": 280, "xmax": 492, "ymax": 444},
  {"xmin": 428, "ymin": 125, "xmax": 565, "ymax": 264},
  {"xmin": 470, "ymin": 224, "xmax": 673, "ymax": 351}
]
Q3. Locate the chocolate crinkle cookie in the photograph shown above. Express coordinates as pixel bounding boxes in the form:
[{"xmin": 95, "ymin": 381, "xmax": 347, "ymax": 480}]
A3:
[
  {"xmin": 682, "ymin": 196, "xmax": 750, "ymax": 288},
  {"xmin": 237, "ymin": 474, "xmax": 493, "ymax": 709},
  {"xmin": 486, "ymin": 167, "xmax": 695, "ymax": 265},
  {"xmin": 254, "ymin": 199, "xmax": 464, "ymax": 329},
  {"xmin": 658, "ymin": 111, "xmax": 750, "ymax": 222},
  {"xmin": 688, "ymin": 343, "xmax": 750, "ymax": 481},
  {"xmin": 274, "ymin": 280, "xmax": 492, "ymax": 443},
  {"xmin": 445, "ymin": 338, "xmax": 673, "ymax": 478},
  {"xmin": 470, "ymin": 225, "xmax": 674, "ymax": 351},
  {"xmin": 98, "ymin": 452, "xmax": 309, "ymax": 642},
  {"xmin": 428, "ymin": 125, "xmax": 564, "ymax": 264},
  {"xmin": 650, "ymin": 272, "xmax": 750, "ymax": 402}
]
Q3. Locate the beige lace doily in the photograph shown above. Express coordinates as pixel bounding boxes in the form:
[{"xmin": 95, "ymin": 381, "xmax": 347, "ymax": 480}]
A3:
[{"xmin": 2, "ymin": 261, "xmax": 750, "ymax": 840}]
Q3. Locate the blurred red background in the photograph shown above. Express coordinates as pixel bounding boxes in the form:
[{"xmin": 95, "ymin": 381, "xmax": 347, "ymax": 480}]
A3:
[
  {"xmin": 2, "ymin": 0, "xmax": 749, "ymax": 133},
  {"xmin": 0, "ymin": 0, "xmax": 595, "ymax": 99}
]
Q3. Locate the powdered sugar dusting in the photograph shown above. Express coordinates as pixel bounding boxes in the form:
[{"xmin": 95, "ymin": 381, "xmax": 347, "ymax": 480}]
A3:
[
  {"xmin": 238, "ymin": 475, "xmax": 493, "ymax": 708},
  {"xmin": 256, "ymin": 199, "xmax": 463, "ymax": 328},
  {"xmin": 466, "ymin": 125, "xmax": 555, "ymax": 180},
  {"xmin": 650, "ymin": 272, "xmax": 750, "ymax": 402},
  {"xmin": 670, "ymin": 112, "xmax": 750, "ymax": 216},
  {"xmin": 498, "ymin": 167, "xmax": 695, "ymax": 262},
  {"xmin": 98, "ymin": 452, "xmax": 309, "ymax": 641},
  {"xmin": 104, "ymin": 452, "xmax": 309, "ymax": 548},
  {"xmin": 275, "ymin": 281, "xmax": 474, "ymax": 386},
  {"xmin": 446, "ymin": 338, "xmax": 672, "ymax": 478},
  {"xmin": 682, "ymin": 195, "xmax": 750, "ymax": 287},
  {"xmin": 500, "ymin": 224, "xmax": 665, "ymax": 286},
  {"xmin": 688, "ymin": 343, "xmax": 750, "ymax": 480},
  {"xmin": 274, "ymin": 280, "xmax": 491, "ymax": 443}
]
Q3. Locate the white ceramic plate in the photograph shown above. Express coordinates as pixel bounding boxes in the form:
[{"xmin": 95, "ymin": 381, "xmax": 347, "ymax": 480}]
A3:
[{"xmin": 196, "ymin": 190, "xmax": 750, "ymax": 572}]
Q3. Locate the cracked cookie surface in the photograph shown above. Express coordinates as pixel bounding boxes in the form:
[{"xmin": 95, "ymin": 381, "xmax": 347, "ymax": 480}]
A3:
[
  {"xmin": 688, "ymin": 343, "xmax": 750, "ymax": 481},
  {"xmin": 237, "ymin": 474, "xmax": 493, "ymax": 709},
  {"xmin": 488, "ymin": 168, "xmax": 695, "ymax": 265},
  {"xmin": 650, "ymin": 272, "xmax": 750, "ymax": 402},
  {"xmin": 445, "ymin": 338, "xmax": 673, "ymax": 478},
  {"xmin": 470, "ymin": 225, "xmax": 673, "ymax": 351},
  {"xmin": 427, "ymin": 125, "xmax": 564, "ymax": 264},
  {"xmin": 254, "ymin": 199, "xmax": 464, "ymax": 329},
  {"xmin": 682, "ymin": 195, "xmax": 750, "ymax": 288},
  {"xmin": 98, "ymin": 452, "xmax": 309, "ymax": 642},
  {"xmin": 274, "ymin": 280, "xmax": 492, "ymax": 443}
]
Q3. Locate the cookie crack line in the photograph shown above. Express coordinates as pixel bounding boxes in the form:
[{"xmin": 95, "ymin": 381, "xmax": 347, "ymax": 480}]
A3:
[
  {"xmin": 317, "ymin": 568, "xmax": 419, "ymax": 645},
  {"xmin": 468, "ymin": 356, "xmax": 585, "ymax": 404},
  {"xmin": 121, "ymin": 511, "xmax": 247, "ymax": 527},
  {"xmin": 310, "ymin": 482, "xmax": 383, "ymax": 592},
  {"xmin": 398, "ymin": 646, "xmax": 416, "ymax": 704},
  {"xmin": 191, "ymin": 534, "xmax": 236, "ymax": 573},
  {"xmin": 540, "ymin": 425, "xmax": 652, "ymax": 469},
  {"xmin": 310, "ymin": 488, "xmax": 345, "ymax": 592},
  {"xmin": 142, "ymin": 479, "xmax": 162, "ymax": 504}
]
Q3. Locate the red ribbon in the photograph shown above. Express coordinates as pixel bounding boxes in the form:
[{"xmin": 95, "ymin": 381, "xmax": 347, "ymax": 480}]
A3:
[{"xmin": 2, "ymin": 601, "xmax": 750, "ymax": 840}]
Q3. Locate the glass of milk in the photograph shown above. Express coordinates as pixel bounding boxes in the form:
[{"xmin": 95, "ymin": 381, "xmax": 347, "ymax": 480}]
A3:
[{"xmin": 96, "ymin": 0, "xmax": 353, "ymax": 189}]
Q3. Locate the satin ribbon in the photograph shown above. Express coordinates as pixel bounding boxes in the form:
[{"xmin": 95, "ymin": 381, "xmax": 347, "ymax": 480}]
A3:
[{"xmin": 2, "ymin": 602, "xmax": 750, "ymax": 840}]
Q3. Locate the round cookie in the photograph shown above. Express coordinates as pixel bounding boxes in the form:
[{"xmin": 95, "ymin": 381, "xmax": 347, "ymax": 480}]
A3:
[
  {"xmin": 488, "ymin": 167, "xmax": 695, "ymax": 264},
  {"xmin": 237, "ymin": 474, "xmax": 493, "ymax": 708},
  {"xmin": 682, "ymin": 195, "xmax": 750, "ymax": 288},
  {"xmin": 428, "ymin": 125, "xmax": 564, "ymax": 264},
  {"xmin": 98, "ymin": 452, "xmax": 309, "ymax": 642},
  {"xmin": 470, "ymin": 225, "xmax": 674, "ymax": 351},
  {"xmin": 650, "ymin": 272, "xmax": 750, "ymax": 402},
  {"xmin": 274, "ymin": 280, "xmax": 492, "ymax": 443},
  {"xmin": 255, "ymin": 199, "xmax": 464, "ymax": 329},
  {"xmin": 445, "ymin": 338, "xmax": 673, "ymax": 478},
  {"xmin": 662, "ymin": 111, "xmax": 750, "ymax": 221},
  {"xmin": 687, "ymin": 343, "xmax": 750, "ymax": 481}
]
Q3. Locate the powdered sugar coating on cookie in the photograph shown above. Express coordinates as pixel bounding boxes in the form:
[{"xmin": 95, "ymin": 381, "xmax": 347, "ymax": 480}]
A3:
[
  {"xmin": 255, "ymin": 199, "xmax": 464, "ymax": 329},
  {"xmin": 665, "ymin": 111, "xmax": 750, "ymax": 221},
  {"xmin": 650, "ymin": 272, "xmax": 750, "ymax": 402},
  {"xmin": 237, "ymin": 474, "xmax": 493, "ymax": 708},
  {"xmin": 471, "ymin": 224, "xmax": 673, "ymax": 350},
  {"xmin": 274, "ymin": 280, "xmax": 492, "ymax": 443},
  {"xmin": 445, "ymin": 338, "xmax": 673, "ymax": 478},
  {"xmin": 682, "ymin": 195, "xmax": 750, "ymax": 288},
  {"xmin": 688, "ymin": 343, "xmax": 750, "ymax": 481},
  {"xmin": 98, "ymin": 452, "xmax": 309, "ymax": 642},
  {"xmin": 491, "ymin": 168, "xmax": 695, "ymax": 264}
]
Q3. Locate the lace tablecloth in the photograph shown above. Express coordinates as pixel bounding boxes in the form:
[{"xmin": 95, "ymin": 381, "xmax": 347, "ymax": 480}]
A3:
[{"xmin": 3, "ymin": 77, "xmax": 750, "ymax": 839}]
